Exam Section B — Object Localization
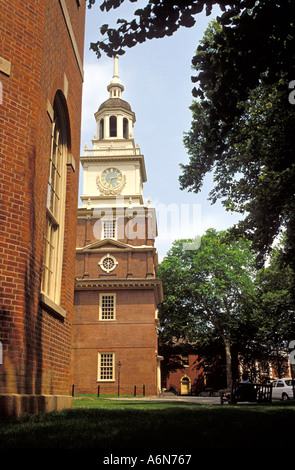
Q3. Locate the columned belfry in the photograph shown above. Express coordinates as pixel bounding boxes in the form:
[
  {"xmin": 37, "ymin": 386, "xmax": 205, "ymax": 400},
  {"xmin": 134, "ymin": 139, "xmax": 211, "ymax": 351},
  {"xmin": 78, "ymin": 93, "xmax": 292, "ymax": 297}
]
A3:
[{"xmin": 72, "ymin": 57, "xmax": 163, "ymax": 396}]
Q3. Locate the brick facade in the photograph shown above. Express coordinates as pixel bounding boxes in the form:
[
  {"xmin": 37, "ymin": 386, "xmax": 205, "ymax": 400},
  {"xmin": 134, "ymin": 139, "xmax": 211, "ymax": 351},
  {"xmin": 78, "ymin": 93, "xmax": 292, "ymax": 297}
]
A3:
[
  {"xmin": 72, "ymin": 210, "xmax": 163, "ymax": 396},
  {"xmin": 0, "ymin": 0, "xmax": 85, "ymax": 415},
  {"xmin": 162, "ymin": 347, "xmax": 294, "ymax": 396},
  {"xmin": 164, "ymin": 353, "xmax": 205, "ymax": 396}
]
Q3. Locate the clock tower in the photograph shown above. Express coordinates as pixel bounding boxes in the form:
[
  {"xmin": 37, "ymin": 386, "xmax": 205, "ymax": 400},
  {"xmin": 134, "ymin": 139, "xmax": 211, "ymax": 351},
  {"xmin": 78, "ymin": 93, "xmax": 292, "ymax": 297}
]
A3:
[{"xmin": 72, "ymin": 57, "xmax": 163, "ymax": 396}]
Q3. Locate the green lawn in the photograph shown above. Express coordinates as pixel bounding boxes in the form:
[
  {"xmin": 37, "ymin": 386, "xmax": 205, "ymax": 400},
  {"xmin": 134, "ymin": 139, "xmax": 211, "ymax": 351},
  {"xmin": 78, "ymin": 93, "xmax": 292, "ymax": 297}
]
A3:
[{"xmin": 0, "ymin": 395, "xmax": 294, "ymax": 450}]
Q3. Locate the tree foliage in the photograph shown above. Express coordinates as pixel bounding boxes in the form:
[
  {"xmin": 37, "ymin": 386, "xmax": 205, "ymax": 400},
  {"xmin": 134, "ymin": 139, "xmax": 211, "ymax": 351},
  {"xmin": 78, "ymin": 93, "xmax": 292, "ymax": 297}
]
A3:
[
  {"xmin": 157, "ymin": 229, "xmax": 257, "ymax": 388},
  {"xmin": 158, "ymin": 231, "xmax": 295, "ymax": 385},
  {"xmin": 180, "ymin": 4, "xmax": 295, "ymax": 267},
  {"xmin": 255, "ymin": 240, "xmax": 295, "ymax": 352},
  {"xmin": 87, "ymin": 0, "xmax": 258, "ymax": 58},
  {"xmin": 87, "ymin": 1, "xmax": 295, "ymax": 266},
  {"xmin": 251, "ymin": 238, "xmax": 295, "ymax": 378}
]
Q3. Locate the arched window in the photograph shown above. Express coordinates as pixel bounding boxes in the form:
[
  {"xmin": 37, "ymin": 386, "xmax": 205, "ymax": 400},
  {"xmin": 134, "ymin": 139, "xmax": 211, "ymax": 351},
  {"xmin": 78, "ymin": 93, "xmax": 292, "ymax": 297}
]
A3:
[
  {"xmin": 99, "ymin": 118, "xmax": 104, "ymax": 139},
  {"xmin": 123, "ymin": 118, "xmax": 129, "ymax": 139},
  {"xmin": 109, "ymin": 115, "xmax": 117, "ymax": 137},
  {"xmin": 42, "ymin": 91, "xmax": 70, "ymax": 305}
]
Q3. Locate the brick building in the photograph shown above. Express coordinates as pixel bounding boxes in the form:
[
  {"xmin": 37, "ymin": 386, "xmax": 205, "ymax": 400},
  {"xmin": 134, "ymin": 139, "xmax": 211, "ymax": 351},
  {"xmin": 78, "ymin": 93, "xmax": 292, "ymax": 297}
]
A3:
[
  {"xmin": 162, "ymin": 344, "xmax": 294, "ymax": 396},
  {"xmin": 162, "ymin": 347, "xmax": 225, "ymax": 396},
  {"xmin": 0, "ymin": 0, "xmax": 85, "ymax": 416},
  {"xmin": 72, "ymin": 57, "xmax": 163, "ymax": 396}
]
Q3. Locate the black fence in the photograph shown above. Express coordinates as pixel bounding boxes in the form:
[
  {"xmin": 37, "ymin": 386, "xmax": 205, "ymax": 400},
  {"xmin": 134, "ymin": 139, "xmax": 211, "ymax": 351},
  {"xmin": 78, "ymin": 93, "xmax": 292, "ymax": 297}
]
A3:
[{"xmin": 71, "ymin": 384, "xmax": 151, "ymax": 397}]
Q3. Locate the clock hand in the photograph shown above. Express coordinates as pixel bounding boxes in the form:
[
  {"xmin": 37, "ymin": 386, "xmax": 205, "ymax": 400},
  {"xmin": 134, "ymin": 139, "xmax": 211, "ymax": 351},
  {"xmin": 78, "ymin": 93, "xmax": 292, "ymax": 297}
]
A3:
[{"xmin": 107, "ymin": 178, "xmax": 116, "ymax": 187}]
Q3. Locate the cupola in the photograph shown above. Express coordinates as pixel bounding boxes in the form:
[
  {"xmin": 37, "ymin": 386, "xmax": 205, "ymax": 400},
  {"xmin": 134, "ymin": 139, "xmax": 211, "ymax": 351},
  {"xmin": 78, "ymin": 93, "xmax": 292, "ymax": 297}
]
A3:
[{"xmin": 94, "ymin": 56, "xmax": 136, "ymax": 142}]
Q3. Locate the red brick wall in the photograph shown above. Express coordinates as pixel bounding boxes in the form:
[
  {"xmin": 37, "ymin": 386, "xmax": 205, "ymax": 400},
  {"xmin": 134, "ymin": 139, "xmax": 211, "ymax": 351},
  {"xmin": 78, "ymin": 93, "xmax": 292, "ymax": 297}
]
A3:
[
  {"xmin": 0, "ymin": 0, "xmax": 85, "ymax": 405},
  {"xmin": 73, "ymin": 209, "xmax": 161, "ymax": 395},
  {"xmin": 165, "ymin": 354, "xmax": 205, "ymax": 395},
  {"xmin": 76, "ymin": 250, "xmax": 156, "ymax": 279},
  {"xmin": 72, "ymin": 289, "xmax": 159, "ymax": 395},
  {"xmin": 75, "ymin": 211, "xmax": 157, "ymax": 280},
  {"xmin": 77, "ymin": 213, "xmax": 155, "ymax": 248}
]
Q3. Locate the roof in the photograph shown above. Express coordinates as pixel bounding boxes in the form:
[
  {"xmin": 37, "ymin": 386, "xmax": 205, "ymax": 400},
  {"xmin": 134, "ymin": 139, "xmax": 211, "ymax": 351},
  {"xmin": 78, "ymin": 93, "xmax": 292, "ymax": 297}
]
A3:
[{"xmin": 98, "ymin": 98, "xmax": 132, "ymax": 112}]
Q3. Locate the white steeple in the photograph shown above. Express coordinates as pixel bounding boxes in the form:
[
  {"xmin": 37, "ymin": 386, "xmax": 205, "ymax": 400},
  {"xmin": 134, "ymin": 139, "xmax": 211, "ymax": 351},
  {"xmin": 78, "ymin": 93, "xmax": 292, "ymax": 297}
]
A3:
[
  {"xmin": 107, "ymin": 55, "xmax": 124, "ymax": 98},
  {"xmin": 79, "ymin": 56, "xmax": 147, "ymax": 208},
  {"xmin": 93, "ymin": 55, "xmax": 135, "ymax": 142}
]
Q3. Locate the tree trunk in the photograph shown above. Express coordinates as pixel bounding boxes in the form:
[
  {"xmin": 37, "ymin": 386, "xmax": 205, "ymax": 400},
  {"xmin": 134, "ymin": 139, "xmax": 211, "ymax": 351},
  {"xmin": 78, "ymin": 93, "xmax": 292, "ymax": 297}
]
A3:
[{"xmin": 224, "ymin": 336, "xmax": 233, "ymax": 390}]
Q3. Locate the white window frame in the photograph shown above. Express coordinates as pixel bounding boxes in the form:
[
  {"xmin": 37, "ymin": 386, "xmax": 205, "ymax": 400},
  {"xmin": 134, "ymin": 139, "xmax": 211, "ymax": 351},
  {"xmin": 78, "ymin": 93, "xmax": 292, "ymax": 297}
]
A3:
[
  {"xmin": 98, "ymin": 253, "xmax": 118, "ymax": 273},
  {"xmin": 99, "ymin": 293, "xmax": 116, "ymax": 321},
  {"xmin": 98, "ymin": 352, "xmax": 115, "ymax": 382},
  {"xmin": 181, "ymin": 354, "xmax": 189, "ymax": 367},
  {"xmin": 102, "ymin": 218, "xmax": 116, "ymax": 239},
  {"xmin": 41, "ymin": 99, "xmax": 67, "ymax": 306}
]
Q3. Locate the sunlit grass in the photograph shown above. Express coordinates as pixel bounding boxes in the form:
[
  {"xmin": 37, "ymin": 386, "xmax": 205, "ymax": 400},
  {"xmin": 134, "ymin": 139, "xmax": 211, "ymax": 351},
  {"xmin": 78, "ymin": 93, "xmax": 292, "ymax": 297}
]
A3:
[{"xmin": 0, "ymin": 395, "xmax": 294, "ymax": 449}]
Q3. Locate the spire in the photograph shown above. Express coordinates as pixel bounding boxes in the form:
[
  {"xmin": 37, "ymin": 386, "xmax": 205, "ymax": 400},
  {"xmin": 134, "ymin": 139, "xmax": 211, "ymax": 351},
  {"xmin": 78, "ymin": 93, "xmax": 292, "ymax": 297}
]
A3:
[
  {"xmin": 107, "ymin": 55, "xmax": 124, "ymax": 98},
  {"xmin": 113, "ymin": 55, "xmax": 119, "ymax": 79}
]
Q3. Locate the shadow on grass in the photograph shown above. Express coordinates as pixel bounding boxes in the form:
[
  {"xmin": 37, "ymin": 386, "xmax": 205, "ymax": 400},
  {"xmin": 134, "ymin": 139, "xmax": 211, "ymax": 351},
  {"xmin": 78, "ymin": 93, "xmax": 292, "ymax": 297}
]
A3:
[{"xmin": 0, "ymin": 399, "xmax": 294, "ymax": 449}]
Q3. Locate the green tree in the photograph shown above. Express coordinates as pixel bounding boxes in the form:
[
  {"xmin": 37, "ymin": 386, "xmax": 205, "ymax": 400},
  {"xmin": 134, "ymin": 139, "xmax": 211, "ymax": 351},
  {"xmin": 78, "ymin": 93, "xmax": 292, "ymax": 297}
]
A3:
[
  {"xmin": 86, "ymin": 1, "xmax": 295, "ymax": 267},
  {"xmin": 180, "ymin": 6, "xmax": 295, "ymax": 267},
  {"xmin": 87, "ymin": 0, "xmax": 227, "ymax": 58},
  {"xmin": 86, "ymin": 1, "xmax": 269, "ymax": 59},
  {"xmin": 253, "ymin": 239, "xmax": 295, "ymax": 376},
  {"xmin": 157, "ymin": 228, "xmax": 257, "ymax": 389}
]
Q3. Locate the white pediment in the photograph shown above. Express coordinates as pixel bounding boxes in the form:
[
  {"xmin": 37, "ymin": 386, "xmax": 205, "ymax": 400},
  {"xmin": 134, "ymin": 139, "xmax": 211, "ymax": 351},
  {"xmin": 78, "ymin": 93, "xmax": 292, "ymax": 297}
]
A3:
[{"xmin": 76, "ymin": 238, "xmax": 134, "ymax": 252}]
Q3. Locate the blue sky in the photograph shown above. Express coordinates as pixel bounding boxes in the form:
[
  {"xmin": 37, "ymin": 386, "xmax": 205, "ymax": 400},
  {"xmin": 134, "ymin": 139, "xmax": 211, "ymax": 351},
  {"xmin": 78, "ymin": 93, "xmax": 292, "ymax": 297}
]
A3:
[{"xmin": 80, "ymin": 2, "xmax": 242, "ymax": 260}]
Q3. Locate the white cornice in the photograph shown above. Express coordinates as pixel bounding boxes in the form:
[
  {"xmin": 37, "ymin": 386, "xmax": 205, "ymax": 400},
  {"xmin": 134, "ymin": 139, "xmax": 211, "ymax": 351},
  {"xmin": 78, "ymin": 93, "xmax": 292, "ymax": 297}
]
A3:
[
  {"xmin": 75, "ymin": 277, "xmax": 163, "ymax": 304},
  {"xmin": 76, "ymin": 237, "xmax": 156, "ymax": 252},
  {"xmin": 77, "ymin": 245, "xmax": 157, "ymax": 253},
  {"xmin": 80, "ymin": 153, "xmax": 147, "ymax": 183}
]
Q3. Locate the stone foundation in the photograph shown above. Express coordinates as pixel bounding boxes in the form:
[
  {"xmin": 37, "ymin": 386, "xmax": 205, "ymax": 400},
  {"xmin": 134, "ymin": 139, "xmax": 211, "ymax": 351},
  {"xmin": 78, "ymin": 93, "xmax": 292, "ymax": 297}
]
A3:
[{"xmin": 0, "ymin": 394, "xmax": 73, "ymax": 417}]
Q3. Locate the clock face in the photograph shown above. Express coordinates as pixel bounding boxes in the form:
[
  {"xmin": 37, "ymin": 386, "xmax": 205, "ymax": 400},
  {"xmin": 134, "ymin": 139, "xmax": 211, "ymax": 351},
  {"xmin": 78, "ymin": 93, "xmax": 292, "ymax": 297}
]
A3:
[{"xmin": 100, "ymin": 168, "xmax": 123, "ymax": 189}]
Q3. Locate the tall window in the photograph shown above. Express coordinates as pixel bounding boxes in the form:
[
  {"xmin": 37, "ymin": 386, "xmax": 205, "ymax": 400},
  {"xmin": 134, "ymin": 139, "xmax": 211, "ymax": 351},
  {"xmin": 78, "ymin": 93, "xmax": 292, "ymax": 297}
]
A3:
[
  {"xmin": 99, "ymin": 118, "xmax": 104, "ymax": 139},
  {"xmin": 181, "ymin": 354, "xmax": 189, "ymax": 367},
  {"xmin": 103, "ymin": 219, "xmax": 116, "ymax": 238},
  {"xmin": 110, "ymin": 115, "xmax": 117, "ymax": 137},
  {"xmin": 98, "ymin": 352, "xmax": 115, "ymax": 381},
  {"xmin": 41, "ymin": 93, "xmax": 69, "ymax": 305},
  {"xmin": 123, "ymin": 118, "xmax": 129, "ymax": 139},
  {"xmin": 99, "ymin": 294, "xmax": 116, "ymax": 320}
]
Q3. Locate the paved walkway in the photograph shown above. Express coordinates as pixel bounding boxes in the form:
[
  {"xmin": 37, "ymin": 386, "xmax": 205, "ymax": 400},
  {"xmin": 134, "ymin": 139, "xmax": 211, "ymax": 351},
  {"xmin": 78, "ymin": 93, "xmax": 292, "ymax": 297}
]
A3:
[{"xmin": 109, "ymin": 395, "xmax": 221, "ymax": 405}]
